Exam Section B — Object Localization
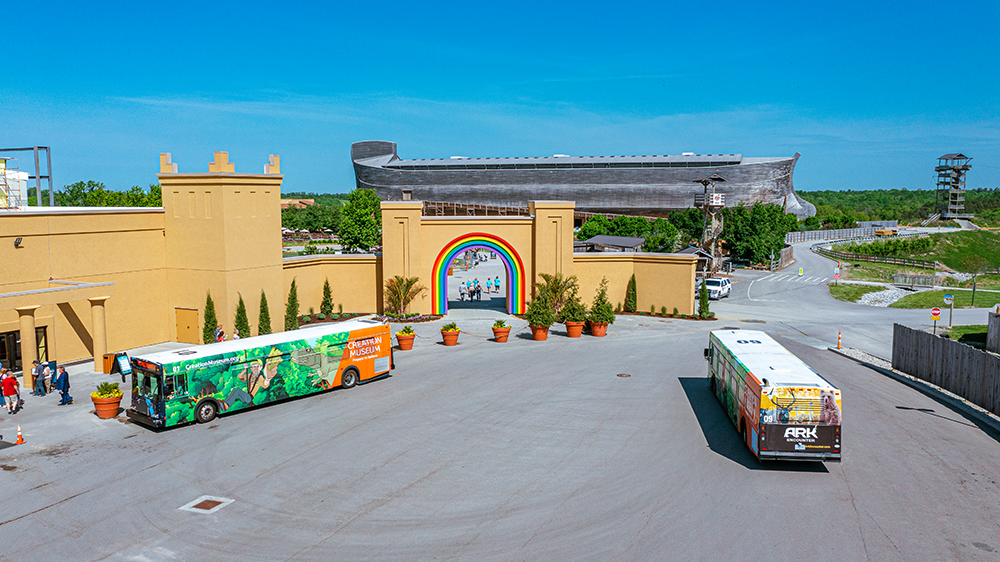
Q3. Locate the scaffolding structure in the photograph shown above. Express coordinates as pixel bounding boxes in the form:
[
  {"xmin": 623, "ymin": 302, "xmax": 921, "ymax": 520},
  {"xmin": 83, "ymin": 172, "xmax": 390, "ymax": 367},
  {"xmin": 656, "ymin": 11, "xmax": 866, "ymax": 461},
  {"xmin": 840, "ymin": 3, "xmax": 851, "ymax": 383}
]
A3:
[
  {"xmin": 0, "ymin": 146, "xmax": 54, "ymax": 207},
  {"xmin": 1, "ymin": 157, "xmax": 25, "ymax": 210},
  {"xmin": 935, "ymin": 153, "xmax": 973, "ymax": 218}
]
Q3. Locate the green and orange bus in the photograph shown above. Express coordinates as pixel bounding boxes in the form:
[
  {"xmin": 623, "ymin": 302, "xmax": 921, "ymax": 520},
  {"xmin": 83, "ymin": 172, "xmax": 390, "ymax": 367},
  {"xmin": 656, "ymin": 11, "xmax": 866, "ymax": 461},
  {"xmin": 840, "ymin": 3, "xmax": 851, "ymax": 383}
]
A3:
[
  {"xmin": 127, "ymin": 318, "xmax": 393, "ymax": 428},
  {"xmin": 705, "ymin": 329, "xmax": 842, "ymax": 462}
]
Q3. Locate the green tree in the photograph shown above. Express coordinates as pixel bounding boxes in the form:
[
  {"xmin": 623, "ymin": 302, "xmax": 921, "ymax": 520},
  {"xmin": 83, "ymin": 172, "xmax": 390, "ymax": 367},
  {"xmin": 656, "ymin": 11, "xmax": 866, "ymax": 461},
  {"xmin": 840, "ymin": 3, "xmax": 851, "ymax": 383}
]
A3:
[
  {"xmin": 285, "ymin": 279, "xmax": 300, "ymax": 331},
  {"xmin": 698, "ymin": 278, "xmax": 711, "ymax": 319},
  {"xmin": 202, "ymin": 292, "xmax": 218, "ymax": 344},
  {"xmin": 643, "ymin": 218, "xmax": 680, "ymax": 252},
  {"xmin": 321, "ymin": 278, "xmax": 334, "ymax": 315},
  {"xmin": 234, "ymin": 293, "xmax": 250, "ymax": 339},
  {"xmin": 577, "ymin": 215, "xmax": 612, "ymax": 240},
  {"xmin": 609, "ymin": 215, "xmax": 651, "ymax": 238},
  {"xmin": 721, "ymin": 202, "xmax": 798, "ymax": 263},
  {"xmin": 587, "ymin": 277, "xmax": 616, "ymax": 324},
  {"xmin": 258, "ymin": 290, "xmax": 272, "ymax": 335},
  {"xmin": 536, "ymin": 272, "xmax": 579, "ymax": 318},
  {"xmin": 524, "ymin": 292, "xmax": 556, "ymax": 328},
  {"xmin": 339, "ymin": 188, "xmax": 382, "ymax": 251},
  {"xmin": 667, "ymin": 208, "xmax": 705, "ymax": 241},
  {"xmin": 624, "ymin": 274, "xmax": 637, "ymax": 312},
  {"xmin": 383, "ymin": 275, "xmax": 427, "ymax": 316}
]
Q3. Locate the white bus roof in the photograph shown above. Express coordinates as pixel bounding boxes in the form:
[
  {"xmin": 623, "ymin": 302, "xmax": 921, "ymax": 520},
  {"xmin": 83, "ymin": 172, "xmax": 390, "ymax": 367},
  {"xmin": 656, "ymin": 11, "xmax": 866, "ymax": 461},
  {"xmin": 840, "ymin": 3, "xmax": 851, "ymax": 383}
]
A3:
[
  {"xmin": 135, "ymin": 318, "xmax": 386, "ymax": 366},
  {"xmin": 710, "ymin": 330, "xmax": 835, "ymax": 390}
]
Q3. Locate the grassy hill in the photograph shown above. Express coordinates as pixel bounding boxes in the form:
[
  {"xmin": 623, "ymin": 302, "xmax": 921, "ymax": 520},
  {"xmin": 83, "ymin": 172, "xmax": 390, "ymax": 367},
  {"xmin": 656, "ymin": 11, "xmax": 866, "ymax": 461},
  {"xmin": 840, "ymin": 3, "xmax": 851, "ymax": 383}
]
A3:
[{"xmin": 838, "ymin": 231, "xmax": 1000, "ymax": 271}]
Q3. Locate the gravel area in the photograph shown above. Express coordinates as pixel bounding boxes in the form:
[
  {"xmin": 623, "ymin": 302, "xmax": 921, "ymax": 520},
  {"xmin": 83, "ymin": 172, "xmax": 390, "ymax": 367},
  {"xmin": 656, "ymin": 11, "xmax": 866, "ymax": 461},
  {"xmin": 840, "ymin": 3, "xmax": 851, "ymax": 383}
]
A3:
[
  {"xmin": 837, "ymin": 346, "xmax": 892, "ymax": 369},
  {"xmin": 857, "ymin": 287, "xmax": 909, "ymax": 307}
]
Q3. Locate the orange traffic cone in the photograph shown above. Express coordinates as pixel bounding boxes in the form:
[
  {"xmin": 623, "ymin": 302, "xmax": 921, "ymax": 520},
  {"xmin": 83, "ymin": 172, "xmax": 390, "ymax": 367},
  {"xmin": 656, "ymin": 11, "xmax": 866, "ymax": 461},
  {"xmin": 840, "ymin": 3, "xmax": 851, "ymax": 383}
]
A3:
[{"xmin": 15, "ymin": 424, "xmax": 24, "ymax": 445}]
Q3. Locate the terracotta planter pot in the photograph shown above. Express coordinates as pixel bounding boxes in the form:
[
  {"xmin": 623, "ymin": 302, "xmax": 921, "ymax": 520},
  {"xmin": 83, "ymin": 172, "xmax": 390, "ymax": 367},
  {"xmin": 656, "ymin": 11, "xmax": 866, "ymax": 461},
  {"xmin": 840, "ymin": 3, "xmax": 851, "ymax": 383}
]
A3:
[
  {"xmin": 530, "ymin": 325, "xmax": 550, "ymax": 341},
  {"xmin": 91, "ymin": 395, "xmax": 123, "ymax": 419},
  {"xmin": 396, "ymin": 333, "xmax": 415, "ymax": 350},
  {"xmin": 590, "ymin": 322, "xmax": 609, "ymax": 337},
  {"xmin": 564, "ymin": 321, "xmax": 585, "ymax": 338},
  {"xmin": 492, "ymin": 327, "xmax": 511, "ymax": 342},
  {"xmin": 441, "ymin": 330, "xmax": 460, "ymax": 346}
]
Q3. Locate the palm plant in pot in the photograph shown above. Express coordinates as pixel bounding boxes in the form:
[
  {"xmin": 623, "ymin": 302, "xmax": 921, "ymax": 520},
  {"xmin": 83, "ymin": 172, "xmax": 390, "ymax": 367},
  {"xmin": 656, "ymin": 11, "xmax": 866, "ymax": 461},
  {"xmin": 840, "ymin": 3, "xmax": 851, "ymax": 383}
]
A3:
[
  {"xmin": 492, "ymin": 319, "xmax": 511, "ymax": 343},
  {"xmin": 440, "ymin": 322, "xmax": 461, "ymax": 346},
  {"xmin": 525, "ymin": 292, "xmax": 556, "ymax": 341},
  {"xmin": 396, "ymin": 325, "xmax": 416, "ymax": 350},
  {"xmin": 587, "ymin": 276, "xmax": 616, "ymax": 337},
  {"xmin": 560, "ymin": 288, "xmax": 587, "ymax": 338},
  {"xmin": 91, "ymin": 381, "xmax": 124, "ymax": 419}
]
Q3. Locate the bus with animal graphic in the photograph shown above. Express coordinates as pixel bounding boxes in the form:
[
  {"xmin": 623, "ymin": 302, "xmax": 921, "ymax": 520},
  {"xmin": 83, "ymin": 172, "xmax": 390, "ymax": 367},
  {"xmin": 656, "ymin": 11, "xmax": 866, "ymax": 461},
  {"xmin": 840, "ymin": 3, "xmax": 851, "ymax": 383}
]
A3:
[
  {"xmin": 127, "ymin": 319, "xmax": 393, "ymax": 428},
  {"xmin": 704, "ymin": 330, "xmax": 842, "ymax": 462}
]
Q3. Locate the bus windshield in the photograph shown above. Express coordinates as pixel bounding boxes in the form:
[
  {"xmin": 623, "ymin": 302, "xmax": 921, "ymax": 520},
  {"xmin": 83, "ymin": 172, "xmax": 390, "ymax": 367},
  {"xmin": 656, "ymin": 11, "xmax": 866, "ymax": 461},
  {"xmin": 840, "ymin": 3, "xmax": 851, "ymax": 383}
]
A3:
[{"xmin": 133, "ymin": 369, "xmax": 162, "ymax": 402}]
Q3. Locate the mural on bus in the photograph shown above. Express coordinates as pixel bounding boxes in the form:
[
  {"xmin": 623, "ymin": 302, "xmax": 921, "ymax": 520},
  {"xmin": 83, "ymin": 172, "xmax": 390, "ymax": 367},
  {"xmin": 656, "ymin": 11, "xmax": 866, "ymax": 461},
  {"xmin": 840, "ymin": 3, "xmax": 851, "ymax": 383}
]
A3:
[
  {"xmin": 760, "ymin": 387, "xmax": 842, "ymax": 425},
  {"xmin": 159, "ymin": 331, "xmax": 351, "ymax": 427}
]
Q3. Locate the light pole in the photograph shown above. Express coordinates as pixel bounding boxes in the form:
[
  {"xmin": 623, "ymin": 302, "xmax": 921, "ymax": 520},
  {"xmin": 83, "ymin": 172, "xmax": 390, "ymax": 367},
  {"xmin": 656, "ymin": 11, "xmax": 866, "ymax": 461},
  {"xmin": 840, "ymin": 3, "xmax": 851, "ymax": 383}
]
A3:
[{"xmin": 693, "ymin": 174, "xmax": 726, "ymax": 273}]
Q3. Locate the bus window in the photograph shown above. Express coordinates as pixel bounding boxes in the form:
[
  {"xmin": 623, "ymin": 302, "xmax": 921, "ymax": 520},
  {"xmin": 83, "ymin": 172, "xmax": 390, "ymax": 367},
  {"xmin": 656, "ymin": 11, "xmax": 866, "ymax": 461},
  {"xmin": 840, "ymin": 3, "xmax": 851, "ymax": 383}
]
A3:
[
  {"xmin": 174, "ymin": 374, "xmax": 188, "ymax": 396},
  {"xmin": 140, "ymin": 373, "xmax": 161, "ymax": 402}
]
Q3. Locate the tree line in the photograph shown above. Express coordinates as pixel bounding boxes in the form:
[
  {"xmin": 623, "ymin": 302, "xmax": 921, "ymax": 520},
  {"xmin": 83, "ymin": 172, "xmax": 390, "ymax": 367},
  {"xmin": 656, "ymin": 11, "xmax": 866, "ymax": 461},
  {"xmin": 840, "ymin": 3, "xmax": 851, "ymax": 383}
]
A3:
[{"xmin": 798, "ymin": 188, "xmax": 1000, "ymax": 226}]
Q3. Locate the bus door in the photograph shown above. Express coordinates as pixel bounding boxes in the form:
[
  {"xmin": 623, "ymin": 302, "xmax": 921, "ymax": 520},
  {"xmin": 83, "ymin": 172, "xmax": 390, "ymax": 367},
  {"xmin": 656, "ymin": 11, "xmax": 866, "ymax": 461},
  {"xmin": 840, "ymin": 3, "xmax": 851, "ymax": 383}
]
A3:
[{"xmin": 131, "ymin": 368, "xmax": 164, "ymax": 424}]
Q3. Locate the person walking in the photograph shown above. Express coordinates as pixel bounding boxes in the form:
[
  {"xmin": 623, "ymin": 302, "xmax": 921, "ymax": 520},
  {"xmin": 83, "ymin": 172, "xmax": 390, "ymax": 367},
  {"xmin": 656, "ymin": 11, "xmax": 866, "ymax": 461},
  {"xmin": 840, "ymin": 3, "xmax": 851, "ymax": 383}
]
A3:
[
  {"xmin": 215, "ymin": 324, "xmax": 225, "ymax": 343},
  {"xmin": 494, "ymin": 276, "xmax": 501, "ymax": 294},
  {"xmin": 2, "ymin": 369, "xmax": 21, "ymax": 414},
  {"xmin": 486, "ymin": 278, "xmax": 493, "ymax": 295},
  {"xmin": 55, "ymin": 366, "xmax": 73, "ymax": 406},
  {"xmin": 458, "ymin": 283, "xmax": 467, "ymax": 301},
  {"xmin": 31, "ymin": 360, "xmax": 46, "ymax": 397},
  {"xmin": 232, "ymin": 329, "xmax": 241, "ymax": 340}
]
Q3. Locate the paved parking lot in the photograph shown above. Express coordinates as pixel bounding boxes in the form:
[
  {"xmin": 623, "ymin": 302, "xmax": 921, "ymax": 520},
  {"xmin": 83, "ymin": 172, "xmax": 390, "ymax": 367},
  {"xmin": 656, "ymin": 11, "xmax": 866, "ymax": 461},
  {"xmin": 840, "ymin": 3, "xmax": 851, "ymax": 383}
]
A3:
[{"xmin": 2, "ymin": 315, "xmax": 999, "ymax": 561}]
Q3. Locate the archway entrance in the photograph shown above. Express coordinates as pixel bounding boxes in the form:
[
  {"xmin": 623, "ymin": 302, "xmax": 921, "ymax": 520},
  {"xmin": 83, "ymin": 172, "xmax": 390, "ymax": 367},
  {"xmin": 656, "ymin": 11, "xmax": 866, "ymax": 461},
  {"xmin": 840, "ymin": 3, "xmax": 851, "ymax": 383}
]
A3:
[{"xmin": 431, "ymin": 233, "xmax": 526, "ymax": 316}]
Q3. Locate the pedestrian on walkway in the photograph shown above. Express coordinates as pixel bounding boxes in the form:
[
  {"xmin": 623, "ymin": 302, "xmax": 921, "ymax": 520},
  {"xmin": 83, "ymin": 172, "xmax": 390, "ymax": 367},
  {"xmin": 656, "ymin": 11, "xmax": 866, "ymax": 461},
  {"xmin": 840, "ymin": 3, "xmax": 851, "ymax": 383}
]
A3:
[
  {"xmin": 2, "ymin": 369, "xmax": 20, "ymax": 414},
  {"xmin": 215, "ymin": 324, "xmax": 225, "ymax": 342},
  {"xmin": 459, "ymin": 283, "xmax": 467, "ymax": 301},
  {"xmin": 486, "ymin": 278, "xmax": 493, "ymax": 294},
  {"xmin": 31, "ymin": 360, "xmax": 46, "ymax": 397},
  {"xmin": 494, "ymin": 276, "xmax": 501, "ymax": 294},
  {"xmin": 55, "ymin": 367, "xmax": 73, "ymax": 406},
  {"xmin": 232, "ymin": 329, "xmax": 241, "ymax": 340}
]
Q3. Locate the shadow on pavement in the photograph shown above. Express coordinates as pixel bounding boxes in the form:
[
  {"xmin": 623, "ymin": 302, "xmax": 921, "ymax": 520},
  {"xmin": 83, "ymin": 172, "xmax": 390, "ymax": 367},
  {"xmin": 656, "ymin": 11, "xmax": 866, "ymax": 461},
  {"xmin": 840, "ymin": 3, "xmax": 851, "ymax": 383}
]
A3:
[{"xmin": 678, "ymin": 377, "xmax": 828, "ymax": 473}]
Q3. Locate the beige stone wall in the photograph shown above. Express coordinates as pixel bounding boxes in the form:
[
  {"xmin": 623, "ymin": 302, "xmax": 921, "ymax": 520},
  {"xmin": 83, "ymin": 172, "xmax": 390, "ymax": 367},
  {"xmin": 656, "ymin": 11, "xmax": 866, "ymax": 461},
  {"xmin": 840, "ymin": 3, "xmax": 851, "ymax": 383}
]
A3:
[
  {"xmin": 0, "ymin": 209, "xmax": 168, "ymax": 363},
  {"xmin": 282, "ymin": 255, "xmax": 382, "ymax": 316},
  {"xmin": 573, "ymin": 253, "xmax": 697, "ymax": 316}
]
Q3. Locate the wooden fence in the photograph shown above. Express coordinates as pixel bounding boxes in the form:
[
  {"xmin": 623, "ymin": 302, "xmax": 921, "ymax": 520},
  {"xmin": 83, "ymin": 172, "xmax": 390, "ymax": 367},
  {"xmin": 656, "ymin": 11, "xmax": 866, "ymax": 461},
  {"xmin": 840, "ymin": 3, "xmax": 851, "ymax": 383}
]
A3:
[
  {"xmin": 892, "ymin": 323, "xmax": 1000, "ymax": 415},
  {"xmin": 988, "ymin": 313, "xmax": 1000, "ymax": 354},
  {"xmin": 892, "ymin": 273, "xmax": 939, "ymax": 288},
  {"xmin": 769, "ymin": 246, "xmax": 794, "ymax": 271},
  {"xmin": 812, "ymin": 246, "xmax": 937, "ymax": 269}
]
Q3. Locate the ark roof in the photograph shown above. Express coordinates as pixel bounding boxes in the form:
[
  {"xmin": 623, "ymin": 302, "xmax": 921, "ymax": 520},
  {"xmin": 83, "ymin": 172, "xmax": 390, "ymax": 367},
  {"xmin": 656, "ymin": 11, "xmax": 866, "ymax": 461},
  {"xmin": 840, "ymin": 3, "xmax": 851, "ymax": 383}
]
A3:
[{"xmin": 382, "ymin": 153, "xmax": 744, "ymax": 168}]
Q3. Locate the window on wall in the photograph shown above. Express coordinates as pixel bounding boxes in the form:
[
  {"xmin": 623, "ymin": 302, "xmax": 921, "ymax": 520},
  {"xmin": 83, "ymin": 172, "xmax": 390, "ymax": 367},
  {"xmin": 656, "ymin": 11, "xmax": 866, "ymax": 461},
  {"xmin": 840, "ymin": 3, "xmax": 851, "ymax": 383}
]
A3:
[{"xmin": 36, "ymin": 327, "xmax": 48, "ymax": 363}]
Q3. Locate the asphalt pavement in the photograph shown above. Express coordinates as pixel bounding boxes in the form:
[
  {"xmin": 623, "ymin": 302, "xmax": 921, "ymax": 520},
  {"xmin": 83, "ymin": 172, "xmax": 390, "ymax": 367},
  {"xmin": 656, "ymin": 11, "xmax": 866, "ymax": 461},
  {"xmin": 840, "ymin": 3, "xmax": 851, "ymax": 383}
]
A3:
[{"xmin": 2, "ymin": 314, "xmax": 1000, "ymax": 561}]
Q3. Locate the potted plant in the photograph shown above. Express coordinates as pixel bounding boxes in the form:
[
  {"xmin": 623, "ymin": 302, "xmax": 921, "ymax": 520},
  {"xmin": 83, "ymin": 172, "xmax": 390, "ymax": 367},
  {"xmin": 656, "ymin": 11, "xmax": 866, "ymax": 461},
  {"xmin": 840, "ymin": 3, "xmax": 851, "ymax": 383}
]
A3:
[
  {"xmin": 587, "ymin": 277, "xmax": 616, "ymax": 337},
  {"xmin": 440, "ymin": 322, "xmax": 461, "ymax": 346},
  {"xmin": 560, "ymin": 289, "xmax": 587, "ymax": 338},
  {"xmin": 91, "ymin": 381, "xmax": 124, "ymax": 419},
  {"xmin": 492, "ymin": 319, "xmax": 511, "ymax": 343},
  {"xmin": 396, "ymin": 325, "xmax": 416, "ymax": 350},
  {"xmin": 525, "ymin": 292, "xmax": 555, "ymax": 341}
]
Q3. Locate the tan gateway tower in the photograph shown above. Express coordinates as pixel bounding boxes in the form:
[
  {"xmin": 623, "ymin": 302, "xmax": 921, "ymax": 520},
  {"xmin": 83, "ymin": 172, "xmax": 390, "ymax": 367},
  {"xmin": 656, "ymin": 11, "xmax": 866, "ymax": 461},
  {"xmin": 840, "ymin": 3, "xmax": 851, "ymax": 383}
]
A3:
[{"xmin": 1, "ymin": 151, "xmax": 697, "ymax": 382}]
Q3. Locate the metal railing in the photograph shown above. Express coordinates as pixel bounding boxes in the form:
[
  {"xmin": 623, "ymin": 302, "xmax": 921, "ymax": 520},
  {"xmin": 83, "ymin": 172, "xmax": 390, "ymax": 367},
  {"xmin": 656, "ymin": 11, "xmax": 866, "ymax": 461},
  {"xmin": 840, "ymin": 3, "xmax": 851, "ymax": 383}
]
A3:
[
  {"xmin": 786, "ymin": 227, "xmax": 878, "ymax": 244},
  {"xmin": 811, "ymin": 245, "xmax": 937, "ymax": 269}
]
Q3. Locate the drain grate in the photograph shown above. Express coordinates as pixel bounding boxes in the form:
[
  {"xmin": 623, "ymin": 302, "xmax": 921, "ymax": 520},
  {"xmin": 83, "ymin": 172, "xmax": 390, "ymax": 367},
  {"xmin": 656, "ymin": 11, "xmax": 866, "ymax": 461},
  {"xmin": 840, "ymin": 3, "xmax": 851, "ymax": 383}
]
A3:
[
  {"xmin": 617, "ymin": 373, "xmax": 631, "ymax": 378},
  {"xmin": 179, "ymin": 495, "xmax": 234, "ymax": 514}
]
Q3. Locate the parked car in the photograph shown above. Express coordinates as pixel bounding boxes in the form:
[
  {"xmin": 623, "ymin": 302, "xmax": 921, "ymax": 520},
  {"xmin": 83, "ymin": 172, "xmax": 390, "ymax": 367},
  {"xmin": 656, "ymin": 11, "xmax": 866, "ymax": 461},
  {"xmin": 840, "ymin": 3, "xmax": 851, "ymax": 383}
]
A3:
[{"xmin": 703, "ymin": 277, "xmax": 731, "ymax": 300}]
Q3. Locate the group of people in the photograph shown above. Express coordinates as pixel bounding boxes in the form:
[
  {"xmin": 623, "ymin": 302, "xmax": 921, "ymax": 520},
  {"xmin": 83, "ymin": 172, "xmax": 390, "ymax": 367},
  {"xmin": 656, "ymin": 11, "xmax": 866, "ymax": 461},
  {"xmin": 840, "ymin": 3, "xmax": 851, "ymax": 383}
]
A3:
[
  {"xmin": 458, "ymin": 276, "xmax": 502, "ymax": 302},
  {"xmin": 1, "ymin": 359, "xmax": 73, "ymax": 415},
  {"xmin": 215, "ymin": 324, "xmax": 241, "ymax": 342}
]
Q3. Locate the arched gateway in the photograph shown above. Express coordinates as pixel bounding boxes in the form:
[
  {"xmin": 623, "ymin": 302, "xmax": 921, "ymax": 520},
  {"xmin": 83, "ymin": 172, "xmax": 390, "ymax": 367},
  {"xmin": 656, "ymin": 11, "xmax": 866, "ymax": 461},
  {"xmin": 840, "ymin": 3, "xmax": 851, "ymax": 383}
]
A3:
[{"xmin": 432, "ymin": 233, "xmax": 526, "ymax": 315}]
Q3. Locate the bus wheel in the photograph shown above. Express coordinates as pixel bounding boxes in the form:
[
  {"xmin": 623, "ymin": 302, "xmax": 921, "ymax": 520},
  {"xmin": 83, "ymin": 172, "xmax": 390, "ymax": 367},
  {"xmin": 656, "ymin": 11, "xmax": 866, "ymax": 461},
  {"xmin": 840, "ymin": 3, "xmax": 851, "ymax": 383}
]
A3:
[
  {"xmin": 709, "ymin": 376, "xmax": 716, "ymax": 392},
  {"xmin": 196, "ymin": 400, "xmax": 218, "ymax": 424},
  {"xmin": 341, "ymin": 368, "xmax": 359, "ymax": 389},
  {"xmin": 741, "ymin": 422, "xmax": 748, "ymax": 449}
]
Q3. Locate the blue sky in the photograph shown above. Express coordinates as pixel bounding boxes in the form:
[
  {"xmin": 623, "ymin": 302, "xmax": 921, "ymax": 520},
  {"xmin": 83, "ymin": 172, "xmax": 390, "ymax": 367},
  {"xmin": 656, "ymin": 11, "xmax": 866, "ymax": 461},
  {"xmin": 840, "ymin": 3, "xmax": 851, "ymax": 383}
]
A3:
[{"xmin": 2, "ymin": 1, "xmax": 998, "ymax": 194}]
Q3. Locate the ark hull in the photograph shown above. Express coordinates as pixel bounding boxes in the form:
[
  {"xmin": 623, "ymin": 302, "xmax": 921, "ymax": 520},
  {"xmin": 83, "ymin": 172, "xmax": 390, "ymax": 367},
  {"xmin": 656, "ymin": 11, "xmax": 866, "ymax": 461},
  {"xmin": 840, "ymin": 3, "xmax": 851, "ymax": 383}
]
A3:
[{"xmin": 352, "ymin": 141, "xmax": 815, "ymax": 218}]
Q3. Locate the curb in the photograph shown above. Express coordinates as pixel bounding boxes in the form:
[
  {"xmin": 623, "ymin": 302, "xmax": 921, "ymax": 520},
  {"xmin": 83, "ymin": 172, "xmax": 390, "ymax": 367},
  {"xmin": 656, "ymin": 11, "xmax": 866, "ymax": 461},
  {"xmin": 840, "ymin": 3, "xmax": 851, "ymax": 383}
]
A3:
[{"xmin": 826, "ymin": 347, "xmax": 1000, "ymax": 436}]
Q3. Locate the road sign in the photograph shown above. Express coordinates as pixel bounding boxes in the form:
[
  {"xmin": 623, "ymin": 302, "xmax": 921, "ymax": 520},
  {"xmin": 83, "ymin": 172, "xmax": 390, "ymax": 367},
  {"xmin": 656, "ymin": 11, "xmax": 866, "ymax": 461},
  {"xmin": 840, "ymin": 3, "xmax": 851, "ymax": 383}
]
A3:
[
  {"xmin": 930, "ymin": 307, "xmax": 941, "ymax": 321},
  {"xmin": 943, "ymin": 294, "xmax": 953, "ymax": 305},
  {"xmin": 834, "ymin": 267, "xmax": 840, "ymax": 275},
  {"xmin": 834, "ymin": 273, "xmax": 840, "ymax": 280}
]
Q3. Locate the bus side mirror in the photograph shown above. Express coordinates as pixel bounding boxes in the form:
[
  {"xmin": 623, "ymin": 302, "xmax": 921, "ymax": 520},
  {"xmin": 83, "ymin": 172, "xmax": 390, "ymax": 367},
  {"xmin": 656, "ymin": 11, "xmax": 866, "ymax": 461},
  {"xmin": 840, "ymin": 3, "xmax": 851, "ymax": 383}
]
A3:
[{"xmin": 703, "ymin": 348, "xmax": 710, "ymax": 360}]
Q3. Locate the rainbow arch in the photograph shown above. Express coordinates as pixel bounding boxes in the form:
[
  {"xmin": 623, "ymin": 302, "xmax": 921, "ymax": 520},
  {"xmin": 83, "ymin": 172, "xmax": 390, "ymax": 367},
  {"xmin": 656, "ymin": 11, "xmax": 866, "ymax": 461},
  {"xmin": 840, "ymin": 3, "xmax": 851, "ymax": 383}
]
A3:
[{"xmin": 432, "ymin": 233, "xmax": 526, "ymax": 315}]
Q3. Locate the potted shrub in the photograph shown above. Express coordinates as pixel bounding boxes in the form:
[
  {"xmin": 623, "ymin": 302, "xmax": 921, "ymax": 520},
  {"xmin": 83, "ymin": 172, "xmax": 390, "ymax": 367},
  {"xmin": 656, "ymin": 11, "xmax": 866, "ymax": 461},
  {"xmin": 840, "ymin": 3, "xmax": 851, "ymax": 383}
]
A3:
[
  {"xmin": 525, "ymin": 292, "xmax": 555, "ymax": 341},
  {"xmin": 492, "ymin": 319, "xmax": 511, "ymax": 343},
  {"xmin": 560, "ymin": 289, "xmax": 587, "ymax": 338},
  {"xmin": 396, "ymin": 325, "xmax": 416, "ymax": 350},
  {"xmin": 587, "ymin": 277, "xmax": 616, "ymax": 337},
  {"xmin": 440, "ymin": 322, "xmax": 461, "ymax": 346},
  {"xmin": 91, "ymin": 381, "xmax": 124, "ymax": 419}
]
